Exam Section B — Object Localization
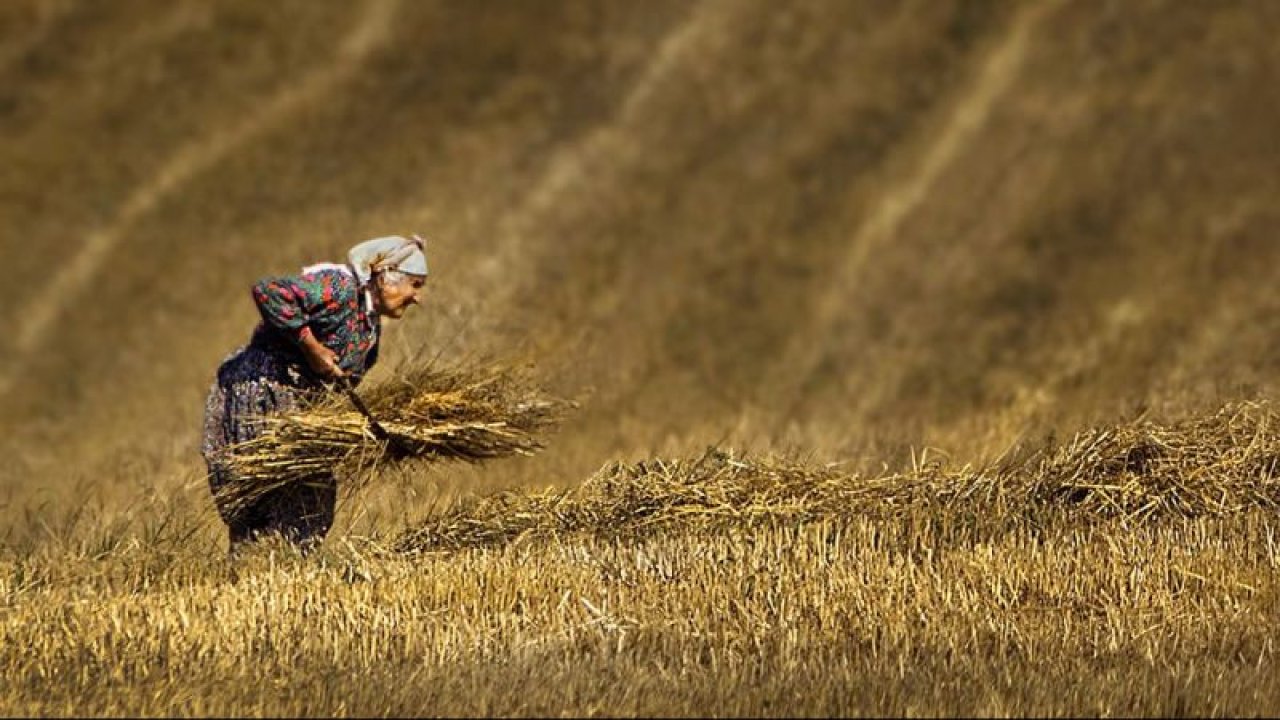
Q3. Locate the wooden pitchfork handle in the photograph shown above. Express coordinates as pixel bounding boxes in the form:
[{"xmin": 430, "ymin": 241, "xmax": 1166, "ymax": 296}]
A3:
[{"xmin": 335, "ymin": 375, "xmax": 409, "ymax": 453}]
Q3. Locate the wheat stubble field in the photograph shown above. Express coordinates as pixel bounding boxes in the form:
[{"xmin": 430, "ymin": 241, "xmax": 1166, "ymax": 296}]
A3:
[{"xmin": 4, "ymin": 0, "xmax": 1280, "ymax": 716}]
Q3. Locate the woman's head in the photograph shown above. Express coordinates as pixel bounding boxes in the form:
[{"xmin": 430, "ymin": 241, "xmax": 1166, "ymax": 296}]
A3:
[
  {"xmin": 372, "ymin": 269, "xmax": 425, "ymax": 318},
  {"xmin": 347, "ymin": 234, "xmax": 429, "ymax": 319}
]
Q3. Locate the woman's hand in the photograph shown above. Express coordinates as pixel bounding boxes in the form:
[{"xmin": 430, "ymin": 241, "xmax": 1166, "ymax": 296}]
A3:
[{"xmin": 299, "ymin": 332, "xmax": 346, "ymax": 381}]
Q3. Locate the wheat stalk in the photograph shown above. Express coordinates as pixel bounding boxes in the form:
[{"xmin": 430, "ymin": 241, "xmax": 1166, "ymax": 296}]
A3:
[
  {"xmin": 216, "ymin": 362, "xmax": 573, "ymax": 516},
  {"xmin": 398, "ymin": 400, "xmax": 1280, "ymax": 552}
]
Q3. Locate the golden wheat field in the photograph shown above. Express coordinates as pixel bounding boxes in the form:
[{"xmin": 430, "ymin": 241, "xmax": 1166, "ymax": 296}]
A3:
[{"xmin": 4, "ymin": 0, "xmax": 1280, "ymax": 716}]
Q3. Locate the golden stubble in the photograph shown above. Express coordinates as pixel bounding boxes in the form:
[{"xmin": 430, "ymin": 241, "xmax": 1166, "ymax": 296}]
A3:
[{"xmin": 3, "ymin": 402, "xmax": 1280, "ymax": 716}]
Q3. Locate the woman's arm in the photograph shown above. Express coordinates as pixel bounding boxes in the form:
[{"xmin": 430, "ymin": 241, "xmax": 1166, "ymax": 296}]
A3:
[{"xmin": 251, "ymin": 271, "xmax": 352, "ymax": 379}]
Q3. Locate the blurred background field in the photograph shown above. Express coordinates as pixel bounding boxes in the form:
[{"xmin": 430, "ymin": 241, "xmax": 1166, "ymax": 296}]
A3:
[{"xmin": 2, "ymin": 0, "xmax": 1280, "ymax": 715}]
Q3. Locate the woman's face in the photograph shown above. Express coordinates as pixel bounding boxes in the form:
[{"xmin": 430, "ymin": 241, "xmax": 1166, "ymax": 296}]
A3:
[{"xmin": 373, "ymin": 273, "xmax": 425, "ymax": 319}]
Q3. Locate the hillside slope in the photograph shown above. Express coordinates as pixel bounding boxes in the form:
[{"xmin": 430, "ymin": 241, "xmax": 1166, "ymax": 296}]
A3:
[{"xmin": 2, "ymin": 0, "xmax": 1279, "ymax": 503}]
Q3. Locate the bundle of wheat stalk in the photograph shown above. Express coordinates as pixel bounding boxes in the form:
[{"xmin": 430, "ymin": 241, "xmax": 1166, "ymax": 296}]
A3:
[
  {"xmin": 217, "ymin": 362, "xmax": 572, "ymax": 518},
  {"xmin": 395, "ymin": 447, "xmax": 990, "ymax": 552},
  {"xmin": 1020, "ymin": 399, "xmax": 1280, "ymax": 518},
  {"xmin": 397, "ymin": 400, "xmax": 1280, "ymax": 553}
]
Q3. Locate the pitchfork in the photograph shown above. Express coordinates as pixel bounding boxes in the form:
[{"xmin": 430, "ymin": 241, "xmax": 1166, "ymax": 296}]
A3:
[{"xmin": 335, "ymin": 374, "xmax": 413, "ymax": 456}]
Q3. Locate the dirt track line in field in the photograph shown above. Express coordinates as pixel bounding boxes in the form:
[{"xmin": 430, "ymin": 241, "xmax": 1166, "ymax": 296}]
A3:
[
  {"xmin": 0, "ymin": 2, "xmax": 205, "ymax": 82},
  {"xmin": 979, "ymin": 235, "xmax": 1250, "ymax": 455},
  {"xmin": 0, "ymin": 0, "xmax": 70, "ymax": 78},
  {"xmin": 976, "ymin": 296, "xmax": 1149, "ymax": 456},
  {"xmin": 0, "ymin": 0, "xmax": 399, "ymax": 399},
  {"xmin": 92, "ymin": 2, "xmax": 213, "ymax": 72},
  {"xmin": 454, "ymin": 1, "xmax": 734, "ymax": 337},
  {"xmin": 770, "ymin": 0, "xmax": 1062, "ymax": 417}
]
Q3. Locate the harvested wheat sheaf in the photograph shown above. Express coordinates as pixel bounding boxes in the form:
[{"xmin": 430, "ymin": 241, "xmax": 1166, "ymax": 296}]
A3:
[
  {"xmin": 1023, "ymin": 399, "xmax": 1280, "ymax": 517},
  {"xmin": 397, "ymin": 400, "xmax": 1280, "ymax": 553},
  {"xmin": 218, "ymin": 363, "xmax": 572, "ymax": 516}
]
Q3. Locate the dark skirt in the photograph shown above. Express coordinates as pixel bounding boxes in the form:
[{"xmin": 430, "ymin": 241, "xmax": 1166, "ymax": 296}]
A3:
[{"xmin": 201, "ymin": 344, "xmax": 336, "ymax": 551}]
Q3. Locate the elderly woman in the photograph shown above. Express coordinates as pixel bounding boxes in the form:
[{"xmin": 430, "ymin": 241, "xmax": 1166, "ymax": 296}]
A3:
[{"xmin": 202, "ymin": 235, "xmax": 428, "ymax": 553}]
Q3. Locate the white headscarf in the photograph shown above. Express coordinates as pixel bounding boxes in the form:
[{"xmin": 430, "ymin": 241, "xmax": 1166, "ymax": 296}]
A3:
[{"xmin": 347, "ymin": 234, "xmax": 428, "ymax": 285}]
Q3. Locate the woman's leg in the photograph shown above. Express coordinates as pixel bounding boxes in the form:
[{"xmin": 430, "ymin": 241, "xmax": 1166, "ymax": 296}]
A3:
[
  {"xmin": 260, "ymin": 474, "xmax": 338, "ymax": 552},
  {"xmin": 208, "ymin": 459, "xmax": 274, "ymax": 553},
  {"xmin": 202, "ymin": 346, "xmax": 322, "ymax": 555}
]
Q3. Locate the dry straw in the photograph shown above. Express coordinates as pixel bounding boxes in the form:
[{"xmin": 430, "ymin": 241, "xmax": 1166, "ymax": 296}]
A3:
[
  {"xmin": 1021, "ymin": 398, "xmax": 1280, "ymax": 518},
  {"xmin": 217, "ymin": 362, "xmax": 572, "ymax": 517},
  {"xmin": 398, "ymin": 400, "xmax": 1280, "ymax": 553}
]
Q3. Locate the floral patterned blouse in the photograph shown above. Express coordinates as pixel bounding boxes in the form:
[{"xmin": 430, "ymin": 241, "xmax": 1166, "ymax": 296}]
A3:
[{"xmin": 249, "ymin": 264, "xmax": 381, "ymax": 382}]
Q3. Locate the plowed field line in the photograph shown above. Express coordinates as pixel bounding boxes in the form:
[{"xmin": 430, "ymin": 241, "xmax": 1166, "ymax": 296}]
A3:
[
  {"xmin": 453, "ymin": 0, "xmax": 735, "ymax": 337},
  {"xmin": 771, "ymin": 0, "xmax": 1061, "ymax": 414},
  {"xmin": 0, "ymin": 0, "xmax": 70, "ymax": 78},
  {"xmin": 0, "ymin": 0, "xmax": 399, "ymax": 398}
]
